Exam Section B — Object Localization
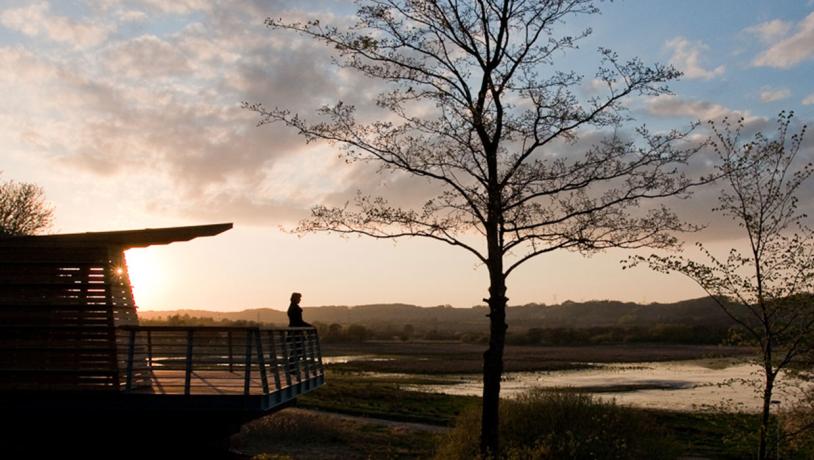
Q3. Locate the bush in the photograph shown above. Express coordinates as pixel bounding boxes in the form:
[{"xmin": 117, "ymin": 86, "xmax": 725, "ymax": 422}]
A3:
[{"xmin": 435, "ymin": 390, "xmax": 679, "ymax": 460}]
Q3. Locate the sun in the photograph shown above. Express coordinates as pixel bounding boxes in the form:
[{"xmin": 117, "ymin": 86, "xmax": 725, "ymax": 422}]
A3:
[{"xmin": 124, "ymin": 247, "xmax": 166, "ymax": 308}]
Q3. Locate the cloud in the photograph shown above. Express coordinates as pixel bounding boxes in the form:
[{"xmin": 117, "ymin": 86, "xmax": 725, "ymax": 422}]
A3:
[
  {"xmin": 752, "ymin": 12, "xmax": 814, "ymax": 69},
  {"xmin": 134, "ymin": 0, "xmax": 213, "ymax": 15},
  {"xmin": 744, "ymin": 19, "xmax": 792, "ymax": 43},
  {"xmin": 803, "ymin": 93, "xmax": 814, "ymax": 105},
  {"xmin": 664, "ymin": 37, "xmax": 725, "ymax": 80},
  {"xmin": 103, "ymin": 35, "xmax": 192, "ymax": 78},
  {"xmin": 0, "ymin": 46, "xmax": 56, "ymax": 83},
  {"xmin": 0, "ymin": 2, "xmax": 110, "ymax": 48},
  {"xmin": 117, "ymin": 10, "xmax": 148, "ymax": 23},
  {"xmin": 645, "ymin": 95, "xmax": 740, "ymax": 121},
  {"xmin": 759, "ymin": 87, "xmax": 791, "ymax": 103},
  {"xmin": 0, "ymin": 1, "xmax": 383, "ymax": 226}
]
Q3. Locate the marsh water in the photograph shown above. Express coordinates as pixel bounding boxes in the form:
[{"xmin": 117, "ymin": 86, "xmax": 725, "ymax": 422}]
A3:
[
  {"xmin": 326, "ymin": 355, "xmax": 809, "ymax": 412},
  {"xmin": 415, "ymin": 359, "xmax": 811, "ymax": 411}
]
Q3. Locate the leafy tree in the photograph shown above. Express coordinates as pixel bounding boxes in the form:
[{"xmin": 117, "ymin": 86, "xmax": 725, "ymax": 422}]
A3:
[
  {"xmin": 0, "ymin": 176, "xmax": 53, "ymax": 236},
  {"xmin": 633, "ymin": 112, "xmax": 813, "ymax": 460},
  {"xmin": 346, "ymin": 324, "xmax": 371, "ymax": 342},
  {"xmin": 248, "ymin": 1, "xmax": 705, "ymax": 454}
]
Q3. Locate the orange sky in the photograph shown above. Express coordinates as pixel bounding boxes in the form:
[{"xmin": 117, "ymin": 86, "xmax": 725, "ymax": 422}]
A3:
[{"xmin": 123, "ymin": 225, "xmax": 723, "ymax": 311}]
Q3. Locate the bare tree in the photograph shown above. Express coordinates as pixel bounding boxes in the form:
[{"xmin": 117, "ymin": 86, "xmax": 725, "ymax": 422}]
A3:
[
  {"xmin": 633, "ymin": 112, "xmax": 813, "ymax": 460},
  {"xmin": 0, "ymin": 176, "xmax": 53, "ymax": 236},
  {"xmin": 247, "ymin": 1, "xmax": 705, "ymax": 455}
]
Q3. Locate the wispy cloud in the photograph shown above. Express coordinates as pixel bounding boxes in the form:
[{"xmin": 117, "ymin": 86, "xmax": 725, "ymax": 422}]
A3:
[
  {"xmin": 803, "ymin": 93, "xmax": 814, "ymax": 105},
  {"xmin": 664, "ymin": 37, "xmax": 725, "ymax": 80},
  {"xmin": 752, "ymin": 11, "xmax": 814, "ymax": 69},
  {"xmin": 0, "ymin": 2, "xmax": 111, "ymax": 48},
  {"xmin": 102, "ymin": 35, "xmax": 192, "ymax": 79},
  {"xmin": 759, "ymin": 87, "xmax": 791, "ymax": 103},
  {"xmin": 645, "ymin": 95, "xmax": 743, "ymax": 121},
  {"xmin": 744, "ymin": 19, "xmax": 792, "ymax": 43},
  {"xmin": 116, "ymin": 10, "xmax": 148, "ymax": 23},
  {"xmin": 135, "ymin": 0, "xmax": 213, "ymax": 15}
]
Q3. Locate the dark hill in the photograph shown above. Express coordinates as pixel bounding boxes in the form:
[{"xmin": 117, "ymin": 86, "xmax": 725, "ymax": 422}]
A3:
[{"xmin": 139, "ymin": 297, "xmax": 735, "ymax": 331}]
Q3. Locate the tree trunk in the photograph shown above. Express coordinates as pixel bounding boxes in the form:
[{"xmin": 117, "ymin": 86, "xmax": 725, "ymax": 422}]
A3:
[
  {"xmin": 480, "ymin": 261, "xmax": 507, "ymax": 457},
  {"xmin": 759, "ymin": 363, "xmax": 775, "ymax": 460}
]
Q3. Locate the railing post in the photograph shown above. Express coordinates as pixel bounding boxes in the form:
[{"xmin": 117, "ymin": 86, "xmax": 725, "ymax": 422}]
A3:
[
  {"xmin": 113, "ymin": 325, "xmax": 325, "ymax": 399},
  {"xmin": 266, "ymin": 330, "xmax": 282, "ymax": 393},
  {"xmin": 243, "ymin": 329, "xmax": 253, "ymax": 395},
  {"xmin": 314, "ymin": 329, "xmax": 324, "ymax": 377},
  {"xmin": 227, "ymin": 330, "xmax": 233, "ymax": 372},
  {"xmin": 147, "ymin": 330, "xmax": 153, "ymax": 367},
  {"xmin": 184, "ymin": 329, "xmax": 194, "ymax": 396},
  {"xmin": 125, "ymin": 328, "xmax": 136, "ymax": 391},
  {"xmin": 302, "ymin": 329, "xmax": 314, "ymax": 380},
  {"xmin": 294, "ymin": 330, "xmax": 304, "ymax": 383},
  {"xmin": 254, "ymin": 329, "xmax": 269, "ymax": 394},
  {"xmin": 280, "ymin": 330, "xmax": 293, "ymax": 389}
]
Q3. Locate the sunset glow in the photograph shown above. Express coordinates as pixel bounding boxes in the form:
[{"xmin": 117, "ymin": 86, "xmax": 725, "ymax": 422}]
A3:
[{"xmin": 125, "ymin": 247, "xmax": 167, "ymax": 308}]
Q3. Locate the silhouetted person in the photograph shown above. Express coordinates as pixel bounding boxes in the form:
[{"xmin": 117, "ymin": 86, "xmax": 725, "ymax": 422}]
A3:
[
  {"xmin": 286, "ymin": 292, "xmax": 311, "ymax": 377},
  {"xmin": 287, "ymin": 292, "xmax": 311, "ymax": 327}
]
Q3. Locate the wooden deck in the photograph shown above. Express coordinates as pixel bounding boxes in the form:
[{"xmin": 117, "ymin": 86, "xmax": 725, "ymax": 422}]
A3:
[{"xmin": 117, "ymin": 325, "xmax": 325, "ymax": 410}]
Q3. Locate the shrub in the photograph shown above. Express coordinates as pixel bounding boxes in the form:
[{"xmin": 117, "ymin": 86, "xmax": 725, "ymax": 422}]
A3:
[{"xmin": 435, "ymin": 390, "xmax": 679, "ymax": 459}]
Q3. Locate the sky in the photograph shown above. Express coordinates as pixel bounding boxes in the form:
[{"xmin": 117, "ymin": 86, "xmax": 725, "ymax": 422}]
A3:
[{"xmin": 1, "ymin": 0, "xmax": 813, "ymax": 311}]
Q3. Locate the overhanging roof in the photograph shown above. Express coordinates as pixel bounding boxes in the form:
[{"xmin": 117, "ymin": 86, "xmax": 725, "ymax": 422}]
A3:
[{"xmin": 0, "ymin": 223, "xmax": 233, "ymax": 249}]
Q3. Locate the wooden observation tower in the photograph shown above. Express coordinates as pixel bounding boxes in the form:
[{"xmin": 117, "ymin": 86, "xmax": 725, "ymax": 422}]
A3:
[{"xmin": 0, "ymin": 223, "xmax": 325, "ymax": 455}]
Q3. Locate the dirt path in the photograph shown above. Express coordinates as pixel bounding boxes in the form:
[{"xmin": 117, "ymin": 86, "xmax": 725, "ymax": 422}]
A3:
[
  {"xmin": 232, "ymin": 407, "xmax": 445, "ymax": 459},
  {"xmin": 297, "ymin": 408, "xmax": 450, "ymax": 433}
]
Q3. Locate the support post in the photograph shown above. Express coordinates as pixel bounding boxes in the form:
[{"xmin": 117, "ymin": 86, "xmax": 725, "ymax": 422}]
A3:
[
  {"xmin": 125, "ymin": 328, "xmax": 136, "ymax": 391},
  {"xmin": 267, "ymin": 330, "xmax": 282, "ymax": 393},
  {"xmin": 147, "ymin": 330, "xmax": 152, "ymax": 367},
  {"xmin": 255, "ymin": 329, "xmax": 269, "ymax": 394},
  {"xmin": 243, "ymin": 329, "xmax": 253, "ymax": 395},
  {"xmin": 280, "ymin": 330, "xmax": 293, "ymax": 397},
  {"xmin": 184, "ymin": 329, "xmax": 194, "ymax": 396},
  {"xmin": 228, "ymin": 330, "xmax": 233, "ymax": 373}
]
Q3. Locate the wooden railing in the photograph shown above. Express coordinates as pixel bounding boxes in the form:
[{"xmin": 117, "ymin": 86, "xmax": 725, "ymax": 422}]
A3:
[{"xmin": 116, "ymin": 326, "xmax": 324, "ymax": 398}]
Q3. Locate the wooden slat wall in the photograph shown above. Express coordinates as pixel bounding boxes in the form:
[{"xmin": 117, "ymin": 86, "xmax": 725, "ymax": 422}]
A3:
[
  {"xmin": 0, "ymin": 245, "xmax": 139, "ymax": 391},
  {"xmin": 0, "ymin": 240, "xmax": 326, "ymax": 398}
]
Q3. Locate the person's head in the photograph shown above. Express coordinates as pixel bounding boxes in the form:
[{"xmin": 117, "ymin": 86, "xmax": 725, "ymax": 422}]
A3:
[{"xmin": 290, "ymin": 292, "xmax": 302, "ymax": 304}]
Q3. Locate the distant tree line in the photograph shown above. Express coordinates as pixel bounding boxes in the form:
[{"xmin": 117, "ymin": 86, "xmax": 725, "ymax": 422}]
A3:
[
  {"xmin": 142, "ymin": 314, "xmax": 740, "ymax": 346},
  {"xmin": 140, "ymin": 315, "xmax": 376, "ymax": 344},
  {"xmin": 312, "ymin": 322, "xmax": 373, "ymax": 343},
  {"xmin": 503, "ymin": 324, "xmax": 736, "ymax": 346},
  {"xmin": 140, "ymin": 314, "xmax": 263, "ymax": 328}
]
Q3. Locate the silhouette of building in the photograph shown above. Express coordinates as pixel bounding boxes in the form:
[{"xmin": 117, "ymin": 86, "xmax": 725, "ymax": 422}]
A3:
[{"xmin": 0, "ymin": 223, "xmax": 324, "ymax": 455}]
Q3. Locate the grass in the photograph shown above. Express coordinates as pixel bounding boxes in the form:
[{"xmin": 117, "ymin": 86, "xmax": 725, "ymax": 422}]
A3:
[
  {"xmin": 435, "ymin": 390, "xmax": 681, "ymax": 460},
  {"xmin": 653, "ymin": 410, "xmax": 757, "ymax": 459},
  {"xmin": 233, "ymin": 407, "xmax": 440, "ymax": 459},
  {"xmin": 297, "ymin": 370, "xmax": 479, "ymax": 425}
]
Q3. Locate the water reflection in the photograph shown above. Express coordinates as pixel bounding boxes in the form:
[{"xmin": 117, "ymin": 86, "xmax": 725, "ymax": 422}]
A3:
[
  {"xmin": 406, "ymin": 359, "xmax": 810, "ymax": 412},
  {"xmin": 322, "ymin": 355, "xmax": 394, "ymax": 364}
]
